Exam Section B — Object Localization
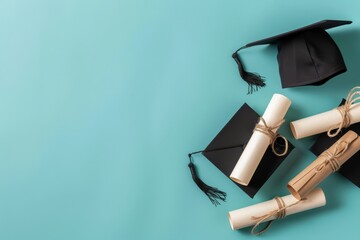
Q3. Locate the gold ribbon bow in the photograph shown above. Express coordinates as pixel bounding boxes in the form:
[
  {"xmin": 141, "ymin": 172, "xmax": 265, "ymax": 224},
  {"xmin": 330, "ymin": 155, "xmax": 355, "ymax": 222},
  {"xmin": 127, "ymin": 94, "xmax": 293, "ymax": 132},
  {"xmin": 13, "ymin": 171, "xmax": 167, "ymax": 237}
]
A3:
[
  {"xmin": 251, "ymin": 197, "xmax": 302, "ymax": 235},
  {"xmin": 254, "ymin": 117, "xmax": 288, "ymax": 156},
  {"xmin": 328, "ymin": 86, "xmax": 360, "ymax": 137}
]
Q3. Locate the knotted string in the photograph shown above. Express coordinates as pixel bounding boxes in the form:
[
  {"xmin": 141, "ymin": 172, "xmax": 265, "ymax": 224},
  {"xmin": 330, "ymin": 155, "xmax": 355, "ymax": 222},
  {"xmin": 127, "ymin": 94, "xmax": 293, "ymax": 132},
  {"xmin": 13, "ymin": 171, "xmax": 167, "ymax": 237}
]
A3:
[
  {"xmin": 254, "ymin": 117, "xmax": 288, "ymax": 156},
  {"xmin": 292, "ymin": 140, "xmax": 350, "ymax": 191},
  {"xmin": 315, "ymin": 141, "xmax": 348, "ymax": 172},
  {"xmin": 251, "ymin": 196, "xmax": 303, "ymax": 235},
  {"xmin": 328, "ymin": 86, "xmax": 360, "ymax": 137}
]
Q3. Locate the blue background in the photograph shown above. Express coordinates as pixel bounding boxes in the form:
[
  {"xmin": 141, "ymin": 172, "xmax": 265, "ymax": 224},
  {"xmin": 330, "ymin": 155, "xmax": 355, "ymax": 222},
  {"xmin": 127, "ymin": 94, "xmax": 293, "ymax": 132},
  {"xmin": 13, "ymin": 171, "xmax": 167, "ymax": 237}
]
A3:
[{"xmin": 0, "ymin": 0, "xmax": 359, "ymax": 239}]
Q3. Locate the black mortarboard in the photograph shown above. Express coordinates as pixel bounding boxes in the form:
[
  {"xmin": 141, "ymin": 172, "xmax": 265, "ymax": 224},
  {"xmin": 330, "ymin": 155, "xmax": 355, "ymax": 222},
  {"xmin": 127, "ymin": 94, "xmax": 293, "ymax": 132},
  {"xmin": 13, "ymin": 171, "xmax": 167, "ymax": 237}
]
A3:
[
  {"xmin": 188, "ymin": 103, "xmax": 294, "ymax": 205},
  {"xmin": 232, "ymin": 20, "xmax": 352, "ymax": 94},
  {"xmin": 310, "ymin": 99, "xmax": 360, "ymax": 187}
]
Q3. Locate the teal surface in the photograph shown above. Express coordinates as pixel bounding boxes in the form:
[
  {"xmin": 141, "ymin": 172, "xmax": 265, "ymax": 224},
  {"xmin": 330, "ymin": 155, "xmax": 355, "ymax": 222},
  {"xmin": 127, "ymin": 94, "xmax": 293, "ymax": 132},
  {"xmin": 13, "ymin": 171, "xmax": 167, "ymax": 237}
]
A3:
[{"xmin": 0, "ymin": 0, "xmax": 359, "ymax": 239}]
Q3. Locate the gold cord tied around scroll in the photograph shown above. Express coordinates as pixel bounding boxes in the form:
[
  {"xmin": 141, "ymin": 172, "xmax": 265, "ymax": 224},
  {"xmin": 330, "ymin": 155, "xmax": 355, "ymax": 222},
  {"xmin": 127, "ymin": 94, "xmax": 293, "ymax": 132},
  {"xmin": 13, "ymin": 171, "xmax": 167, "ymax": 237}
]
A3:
[
  {"xmin": 254, "ymin": 117, "xmax": 288, "ymax": 156},
  {"xmin": 251, "ymin": 196, "xmax": 302, "ymax": 235},
  {"xmin": 294, "ymin": 140, "xmax": 349, "ymax": 192},
  {"xmin": 328, "ymin": 86, "xmax": 360, "ymax": 137},
  {"xmin": 316, "ymin": 140, "xmax": 348, "ymax": 173}
]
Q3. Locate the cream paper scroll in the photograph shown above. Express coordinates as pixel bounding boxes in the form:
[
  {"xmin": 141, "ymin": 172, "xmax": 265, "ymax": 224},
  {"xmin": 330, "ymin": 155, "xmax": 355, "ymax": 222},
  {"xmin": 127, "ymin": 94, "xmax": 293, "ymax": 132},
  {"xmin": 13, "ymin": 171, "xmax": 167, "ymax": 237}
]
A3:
[
  {"xmin": 290, "ymin": 103, "xmax": 360, "ymax": 139},
  {"xmin": 230, "ymin": 94, "xmax": 291, "ymax": 186},
  {"xmin": 288, "ymin": 130, "xmax": 360, "ymax": 200},
  {"xmin": 228, "ymin": 188, "xmax": 326, "ymax": 231},
  {"xmin": 290, "ymin": 87, "xmax": 360, "ymax": 139}
]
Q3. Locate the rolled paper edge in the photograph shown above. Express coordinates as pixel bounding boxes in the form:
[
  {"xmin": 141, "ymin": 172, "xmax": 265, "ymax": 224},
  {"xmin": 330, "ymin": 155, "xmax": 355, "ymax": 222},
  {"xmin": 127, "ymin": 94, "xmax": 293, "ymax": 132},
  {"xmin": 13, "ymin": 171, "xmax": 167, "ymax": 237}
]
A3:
[
  {"xmin": 228, "ymin": 213, "xmax": 235, "ymax": 230},
  {"xmin": 229, "ymin": 175, "xmax": 249, "ymax": 186},
  {"xmin": 228, "ymin": 188, "xmax": 326, "ymax": 230},
  {"xmin": 290, "ymin": 121, "xmax": 300, "ymax": 139},
  {"xmin": 273, "ymin": 93, "xmax": 292, "ymax": 106},
  {"xmin": 287, "ymin": 183, "xmax": 302, "ymax": 200}
]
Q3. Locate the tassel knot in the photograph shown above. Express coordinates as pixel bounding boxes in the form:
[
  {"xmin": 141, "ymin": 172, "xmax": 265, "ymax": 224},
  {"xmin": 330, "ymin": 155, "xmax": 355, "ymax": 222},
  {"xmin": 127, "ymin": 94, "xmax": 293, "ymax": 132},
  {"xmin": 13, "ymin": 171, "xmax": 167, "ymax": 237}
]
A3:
[{"xmin": 232, "ymin": 48, "xmax": 265, "ymax": 94}]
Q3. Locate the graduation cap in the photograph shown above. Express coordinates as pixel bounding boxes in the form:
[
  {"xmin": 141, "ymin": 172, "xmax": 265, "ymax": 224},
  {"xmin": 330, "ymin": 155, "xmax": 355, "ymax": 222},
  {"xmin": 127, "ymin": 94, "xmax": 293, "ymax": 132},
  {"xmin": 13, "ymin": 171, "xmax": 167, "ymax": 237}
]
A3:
[
  {"xmin": 232, "ymin": 20, "xmax": 352, "ymax": 94},
  {"xmin": 310, "ymin": 99, "xmax": 360, "ymax": 187},
  {"xmin": 188, "ymin": 103, "xmax": 294, "ymax": 205}
]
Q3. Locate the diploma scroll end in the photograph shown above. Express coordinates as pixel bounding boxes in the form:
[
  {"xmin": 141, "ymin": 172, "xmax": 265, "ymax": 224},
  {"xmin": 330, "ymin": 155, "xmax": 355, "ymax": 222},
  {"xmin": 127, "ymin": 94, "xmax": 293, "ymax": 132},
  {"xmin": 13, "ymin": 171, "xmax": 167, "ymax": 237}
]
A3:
[
  {"xmin": 273, "ymin": 93, "xmax": 292, "ymax": 105},
  {"xmin": 228, "ymin": 213, "xmax": 235, "ymax": 230},
  {"xmin": 230, "ymin": 175, "xmax": 250, "ymax": 186},
  {"xmin": 287, "ymin": 184, "xmax": 302, "ymax": 200},
  {"xmin": 290, "ymin": 121, "xmax": 300, "ymax": 139}
]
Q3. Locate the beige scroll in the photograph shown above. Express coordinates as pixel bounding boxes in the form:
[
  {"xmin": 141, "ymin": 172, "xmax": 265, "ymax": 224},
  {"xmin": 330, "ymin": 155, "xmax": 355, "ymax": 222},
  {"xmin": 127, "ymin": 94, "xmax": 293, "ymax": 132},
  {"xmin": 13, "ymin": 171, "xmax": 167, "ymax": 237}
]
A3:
[
  {"xmin": 228, "ymin": 188, "xmax": 326, "ymax": 235},
  {"xmin": 288, "ymin": 130, "xmax": 360, "ymax": 200},
  {"xmin": 290, "ymin": 87, "xmax": 360, "ymax": 139},
  {"xmin": 230, "ymin": 94, "xmax": 291, "ymax": 186}
]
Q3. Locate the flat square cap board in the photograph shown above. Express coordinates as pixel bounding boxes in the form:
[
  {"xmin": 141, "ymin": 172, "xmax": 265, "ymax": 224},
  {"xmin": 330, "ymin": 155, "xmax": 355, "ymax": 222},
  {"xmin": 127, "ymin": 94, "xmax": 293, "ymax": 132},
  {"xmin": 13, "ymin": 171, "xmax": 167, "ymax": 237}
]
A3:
[
  {"xmin": 245, "ymin": 20, "xmax": 352, "ymax": 46},
  {"xmin": 202, "ymin": 103, "xmax": 294, "ymax": 198},
  {"xmin": 232, "ymin": 20, "xmax": 352, "ymax": 93}
]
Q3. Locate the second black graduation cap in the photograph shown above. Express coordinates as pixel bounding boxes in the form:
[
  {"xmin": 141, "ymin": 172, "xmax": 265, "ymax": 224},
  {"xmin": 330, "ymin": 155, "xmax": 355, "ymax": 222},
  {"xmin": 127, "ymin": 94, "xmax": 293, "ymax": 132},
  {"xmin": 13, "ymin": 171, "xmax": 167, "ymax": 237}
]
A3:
[
  {"xmin": 310, "ymin": 99, "xmax": 360, "ymax": 187},
  {"xmin": 188, "ymin": 103, "xmax": 294, "ymax": 204},
  {"xmin": 233, "ymin": 20, "xmax": 352, "ymax": 94}
]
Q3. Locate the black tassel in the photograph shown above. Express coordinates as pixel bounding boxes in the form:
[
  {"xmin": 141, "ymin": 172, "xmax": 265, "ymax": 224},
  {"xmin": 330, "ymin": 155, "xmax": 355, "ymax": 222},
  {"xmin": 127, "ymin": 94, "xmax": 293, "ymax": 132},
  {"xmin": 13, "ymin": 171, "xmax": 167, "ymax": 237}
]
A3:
[
  {"xmin": 188, "ymin": 153, "xmax": 226, "ymax": 206},
  {"xmin": 232, "ymin": 48, "xmax": 265, "ymax": 94},
  {"xmin": 187, "ymin": 145, "xmax": 244, "ymax": 206}
]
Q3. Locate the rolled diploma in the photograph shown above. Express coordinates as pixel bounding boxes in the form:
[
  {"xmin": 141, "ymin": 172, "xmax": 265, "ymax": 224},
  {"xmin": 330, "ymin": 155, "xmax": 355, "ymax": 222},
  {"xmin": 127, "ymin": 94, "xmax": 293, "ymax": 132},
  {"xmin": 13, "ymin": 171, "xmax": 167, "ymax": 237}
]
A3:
[
  {"xmin": 290, "ymin": 102, "xmax": 360, "ymax": 139},
  {"xmin": 230, "ymin": 94, "xmax": 291, "ymax": 186},
  {"xmin": 288, "ymin": 130, "xmax": 360, "ymax": 200},
  {"xmin": 228, "ymin": 188, "xmax": 326, "ymax": 230}
]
